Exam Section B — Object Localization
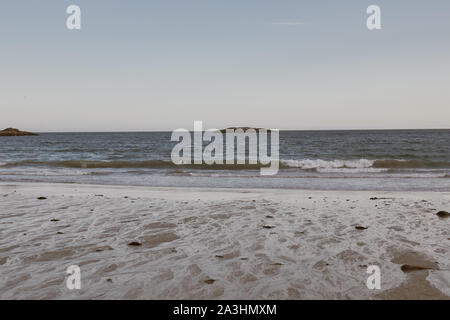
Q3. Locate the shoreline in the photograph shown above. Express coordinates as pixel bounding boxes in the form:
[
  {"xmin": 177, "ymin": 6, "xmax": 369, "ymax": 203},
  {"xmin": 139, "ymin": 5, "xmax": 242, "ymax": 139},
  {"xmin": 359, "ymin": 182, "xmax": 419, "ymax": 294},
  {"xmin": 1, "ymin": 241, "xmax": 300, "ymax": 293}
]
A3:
[
  {"xmin": 1, "ymin": 182, "xmax": 449, "ymax": 299},
  {"xmin": 1, "ymin": 180, "xmax": 449, "ymax": 193}
]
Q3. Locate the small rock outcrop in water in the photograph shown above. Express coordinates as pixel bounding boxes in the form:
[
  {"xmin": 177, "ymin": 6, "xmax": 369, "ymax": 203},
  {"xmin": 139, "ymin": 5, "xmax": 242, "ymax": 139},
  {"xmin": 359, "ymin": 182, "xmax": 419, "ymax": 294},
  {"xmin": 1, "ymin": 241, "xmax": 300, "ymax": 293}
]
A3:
[
  {"xmin": 219, "ymin": 127, "xmax": 272, "ymax": 133},
  {"xmin": 0, "ymin": 128, "xmax": 38, "ymax": 136}
]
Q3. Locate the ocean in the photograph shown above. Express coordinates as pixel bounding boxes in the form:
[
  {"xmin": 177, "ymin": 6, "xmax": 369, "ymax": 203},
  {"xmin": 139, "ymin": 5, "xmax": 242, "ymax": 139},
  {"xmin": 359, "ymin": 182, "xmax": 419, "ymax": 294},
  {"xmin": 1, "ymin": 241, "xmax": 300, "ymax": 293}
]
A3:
[{"xmin": 0, "ymin": 129, "xmax": 449, "ymax": 191}]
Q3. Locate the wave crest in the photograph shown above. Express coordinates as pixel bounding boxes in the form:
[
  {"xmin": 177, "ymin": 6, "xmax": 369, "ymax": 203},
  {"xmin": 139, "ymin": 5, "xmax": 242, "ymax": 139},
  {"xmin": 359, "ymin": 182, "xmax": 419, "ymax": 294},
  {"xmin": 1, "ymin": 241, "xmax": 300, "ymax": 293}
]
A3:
[
  {"xmin": 280, "ymin": 159, "xmax": 375, "ymax": 169},
  {"xmin": 1, "ymin": 158, "xmax": 449, "ymax": 170}
]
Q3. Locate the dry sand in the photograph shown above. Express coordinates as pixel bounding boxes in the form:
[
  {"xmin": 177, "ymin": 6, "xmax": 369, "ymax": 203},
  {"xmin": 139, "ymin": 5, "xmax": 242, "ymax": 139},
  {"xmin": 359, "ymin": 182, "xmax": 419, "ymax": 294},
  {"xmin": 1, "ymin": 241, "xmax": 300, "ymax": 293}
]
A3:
[{"xmin": 0, "ymin": 182, "xmax": 449, "ymax": 299}]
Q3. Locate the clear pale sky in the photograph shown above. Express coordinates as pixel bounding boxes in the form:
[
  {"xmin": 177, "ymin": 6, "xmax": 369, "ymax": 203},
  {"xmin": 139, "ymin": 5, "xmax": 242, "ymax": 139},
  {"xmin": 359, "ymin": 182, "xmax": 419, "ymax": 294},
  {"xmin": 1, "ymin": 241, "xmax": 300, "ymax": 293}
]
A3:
[{"xmin": 1, "ymin": 0, "xmax": 449, "ymax": 132}]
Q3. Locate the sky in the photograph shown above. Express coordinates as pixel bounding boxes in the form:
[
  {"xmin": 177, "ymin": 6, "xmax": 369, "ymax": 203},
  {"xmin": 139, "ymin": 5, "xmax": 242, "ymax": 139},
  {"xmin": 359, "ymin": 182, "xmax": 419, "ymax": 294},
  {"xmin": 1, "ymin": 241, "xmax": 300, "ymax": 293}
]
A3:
[{"xmin": 0, "ymin": 0, "xmax": 449, "ymax": 132}]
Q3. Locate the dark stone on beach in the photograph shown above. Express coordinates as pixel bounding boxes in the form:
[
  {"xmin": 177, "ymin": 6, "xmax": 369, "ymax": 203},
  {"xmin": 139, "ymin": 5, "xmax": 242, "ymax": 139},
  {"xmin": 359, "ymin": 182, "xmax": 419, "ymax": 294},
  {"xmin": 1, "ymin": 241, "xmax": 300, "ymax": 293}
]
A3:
[
  {"xmin": 215, "ymin": 255, "xmax": 224, "ymax": 259},
  {"xmin": 106, "ymin": 278, "xmax": 113, "ymax": 283},
  {"xmin": 355, "ymin": 226, "xmax": 368, "ymax": 230},
  {"xmin": 0, "ymin": 128, "xmax": 38, "ymax": 136},
  {"xmin": 401, "ymin": 264, "xmax": 434, "ymax": 273},
  {"xmin": 37, "ymin": 197, "xmax": 47, "ymax": 200},
  {"xmin": 50, "ymin": 219, "xmax": 60, "ymax": 222},
  {"xmin": 128, "ymin": 241, "xmax": 142, "ymax": 246},
  {"xmin": 204, "ymin": 279, "xmax": 216, "ymax": 284},
  {"xmin": 371, "ymin": 197, "xmax": 394, "ymax": 201},
  {"xmin": 265, "ymin": 215, "xmax": 274, "ymax": 219},
  {"xmin": 95, "ymin": 194, "xmax": 104, "ymax": 197},
  {"xmin": 436, "ymin": 211, "xmax": 450, "ymax": 218},
  {"xmin": 263, "ymin": 225, "xmax": 275, "ymax": 229},
  {"xmin": 392, "ymin": 251, "xmax": 439, "ymax": 274},
  {"xmin": 56, "ymin": 232, "xmax": 64, "ymax": 234}
]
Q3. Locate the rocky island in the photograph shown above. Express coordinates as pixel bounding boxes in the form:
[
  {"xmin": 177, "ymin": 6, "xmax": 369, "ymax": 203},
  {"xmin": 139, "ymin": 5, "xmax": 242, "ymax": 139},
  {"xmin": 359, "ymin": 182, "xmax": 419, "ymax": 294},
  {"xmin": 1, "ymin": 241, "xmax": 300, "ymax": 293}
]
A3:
[
  {"xmin": 0, "ymin": 128, "xmax": 38, "ymax": 136},
  {"xmin": 219, "ymin": 127, "xmax": 272, "ymax": 133}
]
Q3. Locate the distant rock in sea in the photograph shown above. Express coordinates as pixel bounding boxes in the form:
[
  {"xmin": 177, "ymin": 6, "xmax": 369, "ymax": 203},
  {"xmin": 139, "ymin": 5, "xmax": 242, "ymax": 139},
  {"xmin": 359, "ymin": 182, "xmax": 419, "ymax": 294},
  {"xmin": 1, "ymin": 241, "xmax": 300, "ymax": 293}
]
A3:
[
  {"xmin": 219, "ymin": 127, "xmax": 272, "ymax": 133},
  {"xmin": 0, "ymin": 128, "xmax": 38, "ymax": 136}
]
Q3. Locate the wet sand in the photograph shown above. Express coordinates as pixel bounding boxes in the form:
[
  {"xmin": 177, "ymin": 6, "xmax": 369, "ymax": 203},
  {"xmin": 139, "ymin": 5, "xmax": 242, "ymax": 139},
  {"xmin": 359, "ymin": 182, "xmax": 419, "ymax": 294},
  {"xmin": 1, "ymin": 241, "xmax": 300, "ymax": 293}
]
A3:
[{"xmin": 0, "ymin": 183, "xmax": 449, "ymax": 299}]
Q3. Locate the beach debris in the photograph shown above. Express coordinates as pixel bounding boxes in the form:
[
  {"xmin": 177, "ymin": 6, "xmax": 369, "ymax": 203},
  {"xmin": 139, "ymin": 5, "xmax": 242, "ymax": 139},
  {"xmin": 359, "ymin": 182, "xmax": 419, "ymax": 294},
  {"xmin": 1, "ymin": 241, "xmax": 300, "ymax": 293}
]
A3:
[
  {"xmin": 265, "ymin": 215, "xmax": 274, "ymax": 219},
  {"xmin": 215, "ymin": 255, "xmax": 224, "ymax": 259},
  {"xmin": 56, "ymin": 232, "xmax": 64, "ymax": 234},
  {"xmin": 106, "ymin": 278, "xmax": 113, "ymax": 283},
  {"xmin": 355, "ymin": 226, "xmax": 368, "ymax": 230},
  {"xmin": 400, "ymin": 265, "xmax": 435, "ymax": 273},
  {"xmin": 436, "ymin": 211, "xmax": 450, "ymax": 218},
  {"xmin": 50, "ymin": 219, "xmax": 60, "ymax": 222},
  {"xmin": 204, "ymin": 279, "xmax": 216, "ymax": 284},
  {"xmin": 263, "ymin": 225, "xmax": 275, "ymax": 229},
  {"xmin": 370, "ymin": 197, "xmax": 378, "ymax": 200},
  {"xmin": 127, "ymin": 241, "xmax": 142, "ymax": 246},
  {"xmin": 95, "ymin": 194, "xmax": 104, "ymax": 197},
  {"xmin": 37, "ymin": 197, "xmax": 47, "ymax": 200}
]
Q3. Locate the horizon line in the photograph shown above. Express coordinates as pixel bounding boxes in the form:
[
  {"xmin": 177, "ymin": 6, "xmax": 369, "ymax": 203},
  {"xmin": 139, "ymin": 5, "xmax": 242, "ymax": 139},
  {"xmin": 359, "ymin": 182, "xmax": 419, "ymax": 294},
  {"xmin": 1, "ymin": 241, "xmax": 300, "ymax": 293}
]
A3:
[{"xmin": 19, "ymin": 127, "xmax": 450, "ymax": 133}]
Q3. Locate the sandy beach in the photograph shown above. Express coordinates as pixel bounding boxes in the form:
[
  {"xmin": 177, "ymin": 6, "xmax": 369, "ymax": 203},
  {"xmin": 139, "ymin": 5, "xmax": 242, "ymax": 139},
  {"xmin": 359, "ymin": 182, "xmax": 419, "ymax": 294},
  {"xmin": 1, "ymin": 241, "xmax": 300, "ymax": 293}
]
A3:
[{"xmin": 0, "ymin": 182, "xmax": 448, "ymax": 299}]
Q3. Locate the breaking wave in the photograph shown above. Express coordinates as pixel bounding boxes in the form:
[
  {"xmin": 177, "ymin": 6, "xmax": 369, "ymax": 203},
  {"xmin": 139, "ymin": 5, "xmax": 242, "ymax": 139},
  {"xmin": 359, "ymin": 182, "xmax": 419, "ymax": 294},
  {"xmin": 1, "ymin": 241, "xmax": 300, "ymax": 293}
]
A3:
[
  {"xmin": 0, "ymin": 158, "xmax": 449, "ymax": 171},
  {"xmin": 280, "ymin": 159, "xmax": 450, "ymax": 170}
]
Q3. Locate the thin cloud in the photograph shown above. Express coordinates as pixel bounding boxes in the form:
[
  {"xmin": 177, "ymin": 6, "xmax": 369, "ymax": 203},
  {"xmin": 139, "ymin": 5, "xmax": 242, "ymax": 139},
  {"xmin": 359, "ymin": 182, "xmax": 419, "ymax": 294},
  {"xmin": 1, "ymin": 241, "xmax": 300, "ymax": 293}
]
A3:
[{"xmin": 271, "ymin": 22, "xmax": 305, "ymax": 26}]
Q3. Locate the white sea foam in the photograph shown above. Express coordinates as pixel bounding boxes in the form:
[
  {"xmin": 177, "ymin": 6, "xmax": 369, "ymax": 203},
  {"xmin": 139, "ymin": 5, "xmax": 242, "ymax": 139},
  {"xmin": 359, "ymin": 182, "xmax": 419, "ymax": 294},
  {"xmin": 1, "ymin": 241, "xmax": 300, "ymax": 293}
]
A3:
[
  {"xmin": 0, "ymin": 170, "xmax": 94, "ymax": 176},
  {"xmin": 281, "ymin": 159, "xmax": 375, "ymax": 169},
  {"xmin": 316, "ymin": 167, "xmax": 388, "ymax": 173}
]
